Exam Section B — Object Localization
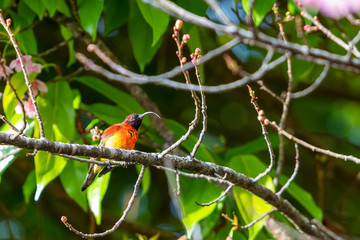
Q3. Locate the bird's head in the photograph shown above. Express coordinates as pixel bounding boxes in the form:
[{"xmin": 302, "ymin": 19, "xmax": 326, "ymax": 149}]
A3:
[{"xmin": 124, "ymin": 112, "xmax": 161, "ymax": 130}]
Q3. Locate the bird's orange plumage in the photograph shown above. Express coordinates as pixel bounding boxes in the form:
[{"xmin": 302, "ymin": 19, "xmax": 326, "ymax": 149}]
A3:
[{"xmin": 81, "ymin": 113, "xmax": 145, "ymax": 192}]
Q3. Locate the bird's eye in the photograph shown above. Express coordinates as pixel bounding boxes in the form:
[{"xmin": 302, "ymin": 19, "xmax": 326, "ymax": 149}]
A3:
[{"xmin": 130, "ymin": 116, "xmax": 135, "ymax": 120}]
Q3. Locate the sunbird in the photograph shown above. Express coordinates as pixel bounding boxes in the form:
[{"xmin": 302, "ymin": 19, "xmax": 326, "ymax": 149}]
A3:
[{"xmin": 81, "ymin": 112, "xmax": 160, "ymax": 192}]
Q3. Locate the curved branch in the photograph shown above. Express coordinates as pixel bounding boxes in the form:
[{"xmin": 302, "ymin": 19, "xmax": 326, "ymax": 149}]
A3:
[{"xmin": 0, "ymin": 132, "xmax": 326, "ymax": 239}]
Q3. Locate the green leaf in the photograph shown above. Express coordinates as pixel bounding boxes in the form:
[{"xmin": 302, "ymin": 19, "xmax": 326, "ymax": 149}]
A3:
[
  {"xmin": 40, "ymin": 0, "xmax": 57, "ymax": 17},
  {"xmin": 225, "ymin": 134, "xmax": 279, "ymax": 160},
  {"xmin": 72, "ymin": 76, "xmax": 144, "ymax": 113},
  {"xmin": 136, "ymin": 0, "xmax": 169, "ymax": 46},
  {"xmin": 72, "ymin": 89, "xmax": 82, "ymax": 110},
  {"xmin": 18, "ymin": 29, "xmax": 38, "ymax": 54},
  {"xmin": 22, "ymin": 0, "xmax": 46, "ymax": 19},
  {"xmin": 136, "ymin": 165, "xmax": 151, "ymax": 198},
  {"xmin": 179, "ymin": 177, "xmax": 222, "ymax": 237},
  {"xmin": 60, "ymin": 160, "xmax": 88, "ymax": 211},
  {"xmin": 3, "ymin": 73, "xmax": 36, "ymax": 121},
  {"xmin": 279, "ymin": 175, "xmax": 323, "ymax": 221},
  {"xmin": 129, "ymin": 0, "xmax": 162, "ymax": 72},
  {"xmin": 3, "ymin": 73, "xmax": 34, "ymax": 121},
  {"xmin": 33, "ymin": 81, "xmax": 75, "ymax": 201},
  {"xmin": 229, "ymin": 154, "xmax": 274, "ymax": 240},
  {"xmin": 87, "ymin": 172, "xmax": 111, "ymax": 225},
  {"xmin": 242, "ymin": 0, "xmax": 276, "ymax": 26},
  {"xmin": 0, "ymin": 120, "xmax": 34, "ymax": 182},
  {"xmin": 77, "ymin": 0, "xmax": 104, "ymax": 41},
  {"xmin": 60, "ymin": 25, "xmax": 76, "ymax": 67},
  {"xmin": 103, "ymin": 0, "xmax": 129, "ymax": 36},
  {"xmin": 23, "ymin": 170, "xmax": 36, "ymax": 204},
  {"xmin": 82, "ymin": 103, "xmax": 129, "ymax": 125}
]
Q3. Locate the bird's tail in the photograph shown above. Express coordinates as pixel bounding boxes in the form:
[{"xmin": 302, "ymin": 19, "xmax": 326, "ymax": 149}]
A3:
[{"xmin": 81, "ymin": 164, "xmax": 97, "ymax": 192}]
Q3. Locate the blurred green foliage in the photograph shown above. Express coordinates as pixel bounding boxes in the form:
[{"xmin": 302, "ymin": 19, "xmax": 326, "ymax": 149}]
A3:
[{"xmin": 0, "ymin": 0, "xmax": 360, "ymax": 239}]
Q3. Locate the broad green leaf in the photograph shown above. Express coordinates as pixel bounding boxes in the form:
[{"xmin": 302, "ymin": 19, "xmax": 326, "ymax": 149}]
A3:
[
  {"xmin": 3, "ymin": 72, "xmax": 37, "ymax": 121},
  {"xmin": 22, "ymin": 0, "xmax": 46, "ymax": 19},
  {"xmin": 87, "ymin": 172, "xmax": 111, "ymax": 225},
  {"xmin": 176, "ymin": 0, "xmax": 207, "ymax": 16},
  {"xmin": 77, "ymin": 0, "xmax": 104, "ymax": 41},
  {"xmin": 200, "ymin": 200, "xmax": 224, "ymax": 238},
  {"xmin": 22, "ymin": 170, "xmax": 36, "ymax": 204},
  {"xmin": 0, "ymin": 120, "xmax": 34, "ymax": 182},
  {"xmin": 72, "ymin": 76, "xmax": 144, "ymax": 113},
  {"xmin": 60, "ymin": 25, "xmax": 76, "ymax": 67},
  {"xmin": 129, "ymin": 0, "xmax": 162, "ymax": 72},
  {"xmin": 82, "ymin": 103, "xmax": 129, "ymax": 125},
  {"xmin": 60, "ymin": 160, "xmax": 88, "ymax": 211},
  {"xmin": 242, "ymin": 0, "xmax": 276, "ymax": 26},
  {"xmin": 0, "ymin": 0, "xmax": 11, "ymax": 8},
  {"xmin": 165, "ymin": 119, "xmax": 220, "ymax": 162},
  {"xmin": 136, "ymin": 165, "xmax": 151, "ymax": 198},
  {"xmin": 103, "ymin": 0, "xmax": 129, "ymax": 36},
  {"xmin": 0, "ymin": 145, "xmax": 17, "ymax": 183},
  {"xmin": 225, "ymin": 134, "xmax": 279, "ymax": 160},
  {"xmin": 72, "ymin": 89, "xmax": 81, "ymax": 110},
  {"xmin": 136, "ymin": 0, "xmax": 169, "ymax": 46},
  {"xmin": 57, "ymin": 0, "xmax": 71, "ymax": 17},
  {"xmin": 279, "ymin": 175, "xmax": 323, "ymax": 221},
  {"xmin": 179, "ymin": 178, "xmax": 222, "ymax": 237},
  {"xmin": 40, "ymin": 0, "xmax": 57, "ymax": 17},
  {"xmin": 229, "ymin": 155, "xmax": 274, "ymax": 240},
  {"xmin": 18, "ymin": 29, "xmax": 38, "ymax": 54},
  {"xmin": 33, "ymin": 81, "xmax": 75, "ymax": 200}
]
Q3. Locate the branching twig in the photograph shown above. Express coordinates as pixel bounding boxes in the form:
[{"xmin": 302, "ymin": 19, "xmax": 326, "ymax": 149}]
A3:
[
  {"xmin": 34, "ymin": 37, "xmax": 75, "ymax": 57},
  {"xmin": 239, "ymin": 209, "xmax": 276, "ymax": 230},
  {"xmin": 195, "ymin": 183, "xmax": 234, "ymax": 206},
  {"xmin": 0, "ymin": 57, "xmax": 27, "ymax": 137},
  {"xmin": 62, "ymin": 165, "xmax": 146, "ymax": 238},
  {"xmin": 300, "ymin": 8, "xmax": 360, "ymax": 58},
  {"xmin": 291, "ymin": 63, "xmax": 330, "ymax": 99},
  {"xmin": 0, "ymin": 12, "xmax": 45, "ymax": 139},
  {"xmin": 277, "ymin": 143, "xmax": 300, "ymax": 196},
  {"xmin": 248, "ymin": 86, "xmax": 275, "ymax": 182}
]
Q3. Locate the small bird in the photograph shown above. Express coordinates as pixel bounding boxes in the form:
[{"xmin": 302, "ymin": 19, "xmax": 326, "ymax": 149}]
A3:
[{"xmin": 81, "ymin": 112, "xmax": 160, "ymax": 192}]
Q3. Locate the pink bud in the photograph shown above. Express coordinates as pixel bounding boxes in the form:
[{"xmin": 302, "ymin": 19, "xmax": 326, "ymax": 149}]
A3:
[
  {"xmin": 61, "ymin": 216, "xmax": 67, "ymax": 222},
  {"xmin": 197, "ymin": 54, "xmax": 202, "ymax": 59},
  {"xmin": 6, "ymin": 18, "xmax": 11, "ymax": 27},
  {"xmin": 182, "ymin": 34, "xmax": 190, "ymax": 43},
  {"xmin": 87, "ymin": 44, "xmax": 95, "ymax": 52},
  {"xmin": 181, "ymin": 57, "xmax": 187, "ymax": 63},
  {"xmin": 286, "ymin": 11, "xmax": 291, "ymax": 16},
  {"xmin": 90, "ymin": 128, "xmax": 96, "ymax": 134},
  {"xmin": 195, "ymin": 48, "xmax": 201, "ymax": 54},
  {"xmin": 175, "ymin": 19, "xmax": 183, "ymax": 30}
]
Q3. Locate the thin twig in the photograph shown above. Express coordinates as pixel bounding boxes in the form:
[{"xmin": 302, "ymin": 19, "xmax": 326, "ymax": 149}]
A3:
[
  {"xmin": 311, "ymin": 219, "xmax": 344, "ymax": 240},
  {"xmin": 190, "ymin": 59, "xmax": 207, "ymax": 158},
  {"xmin": 34, "ymin": 37, "xmax": 75, "ymax": 57},
  {"xmin": 76, "ymin": 52, "xmax": 287, "ymax": 93},
  {"xmin": 0, "ymin": 114, "xmax": 20, "ymax": 133},
  {"xmin": 257, "ymin": 80, "xmax": 284, "ymax": 103},
  {"xmin": 195, "ymin": 183, "xmax": 233, "ymax": 206},
  {"xmin": 248, "ymin": 86, "xmax": 275, "ymax": 182},
  {"xmin": 175, "ymin": 169, "xmax": 181, "ymax": 196},
  {"xmin": 204, "ymin": 0, "xmax": 232, "ymax": 25},
  {"xmin": 239, "ymin": 209, "xmax": 276, "ymax": 230},
  {"xmin": 62, "ymin": 165, "xmax": 146, "ymax": 238},
  {"xmin": 0, "ymin": 13, "xmax": 45, "ymax": 139},
  {"xmin": 0, "ymin": 57, "xmax": 27, "ymax": 137},
  {"xmin": 270, "ymin": 121, "xmax": 360, "ymax": 164},
  {"xmin": 273, "ymin": 5, "xmax": 294, "ymax": 188},
  {"xmin": 291, "ymin": 63, "xmax": 330, "ymax": 99},
  {"xmin": 277, "ymin": 143, "xmax": 300, "ymax": 196},
  {"xmin": 0, "ymin": 148, "xmax": 21, "ymax": 161},
  {"xmin": 158, "ymin": 25, "xmax": 201, "ymax": 158},
  {"xmin": 300, "ymin": 8, "xmax": 360, "ymax": 58}
]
